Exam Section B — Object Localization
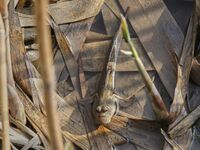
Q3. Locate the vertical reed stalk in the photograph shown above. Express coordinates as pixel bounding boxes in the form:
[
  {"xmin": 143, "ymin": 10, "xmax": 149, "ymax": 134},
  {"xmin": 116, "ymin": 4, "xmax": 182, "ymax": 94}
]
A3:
[
  {"xmin": 0, "ymin": 12, "xmax": 10, "ymax": 150},
  {"xmin": 35, "ymin": 0, "xmax": 64, "ymax": 149},
  {"xmin": 2, "ymin": 0, "xmax": 14, "ymax": 87}
]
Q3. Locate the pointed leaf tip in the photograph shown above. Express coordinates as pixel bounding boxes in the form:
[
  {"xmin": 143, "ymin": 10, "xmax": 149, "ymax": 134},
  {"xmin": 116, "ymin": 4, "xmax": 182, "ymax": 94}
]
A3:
[{"xmin": 121, "ymin": 49, "xmax": 132, "ymax": 56}]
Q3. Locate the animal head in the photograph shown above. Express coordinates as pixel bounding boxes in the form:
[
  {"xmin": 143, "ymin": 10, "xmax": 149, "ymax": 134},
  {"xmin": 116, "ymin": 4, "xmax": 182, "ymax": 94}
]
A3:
[{"xmin": 94, "ymin": 96, "xmax": 119, "ymax": 125}]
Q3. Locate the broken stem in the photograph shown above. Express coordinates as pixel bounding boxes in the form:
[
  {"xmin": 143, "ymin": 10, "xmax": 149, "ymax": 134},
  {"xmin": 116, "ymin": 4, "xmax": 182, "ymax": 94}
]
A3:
[
  {"xmin": 35, "ymin": 0, "xmax": 64, "ymax": 149},
  {"xmin": 121, "ymin": 15, "xmax": 170, "ymax": 122},
  {"xmin": 0, "ymin": 12, "xmax": 10, "ymax": 150}
]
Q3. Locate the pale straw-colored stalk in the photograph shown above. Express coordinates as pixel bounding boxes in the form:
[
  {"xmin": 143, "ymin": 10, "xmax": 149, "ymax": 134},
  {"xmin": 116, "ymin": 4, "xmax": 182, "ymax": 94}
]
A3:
[
  {"xmin": 35, "ymin": 0, "xmax": 64, "ymax": 149},
  {"xmin": 0, "ymin": 12, "xmax": 10, "ymax": 150}
]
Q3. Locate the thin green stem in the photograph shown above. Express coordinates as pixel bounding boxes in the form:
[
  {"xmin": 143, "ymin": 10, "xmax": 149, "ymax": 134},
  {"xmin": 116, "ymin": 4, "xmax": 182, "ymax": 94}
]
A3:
[{"xmin": 121, "ymin": 15, "xmax": 170, "ymax": 121}]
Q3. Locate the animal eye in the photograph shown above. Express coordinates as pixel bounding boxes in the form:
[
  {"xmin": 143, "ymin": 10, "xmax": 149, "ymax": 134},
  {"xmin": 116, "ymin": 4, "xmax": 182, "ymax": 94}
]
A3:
[{"xmin": 96, "ymin": 106, "xmax": 101, "ymax": 113}]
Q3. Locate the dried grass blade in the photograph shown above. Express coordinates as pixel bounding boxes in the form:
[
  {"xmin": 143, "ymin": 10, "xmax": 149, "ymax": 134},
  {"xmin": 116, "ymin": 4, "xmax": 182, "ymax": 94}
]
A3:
[
  {"xmin": 18, "ymin": 0, "xmax": 105, "ymax": 26},
  {"xmin": 49, "ymin": 17, "xmax": 82, "ymax": 98},
  {"xmin": 1, "ymin": 0, "xmax": 26, "ymax": 124},
  {"xmin": 167, "ymin": 8, "xmax": 197, "ymax": 139},
  {"xmin": 2, "ymin": 4, "xmax": 28, "ymax": 148},
  {"xmin": 161, "ymin": 129, "xmax": 183, "ymax": 150}
]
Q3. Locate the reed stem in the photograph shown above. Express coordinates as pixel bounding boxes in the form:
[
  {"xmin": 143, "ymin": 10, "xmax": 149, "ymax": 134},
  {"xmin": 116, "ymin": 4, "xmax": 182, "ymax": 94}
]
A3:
[
  {"xmin": 121, "ymin": 15, "xmax": 170, "ymax": 121},
  {"xmin": 35, "ymin": 0, "xmax": 64, "ymax": 149},
  {"xmin": 0, "ymin": 12, "xmax": 10, "ymax": 150}
]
